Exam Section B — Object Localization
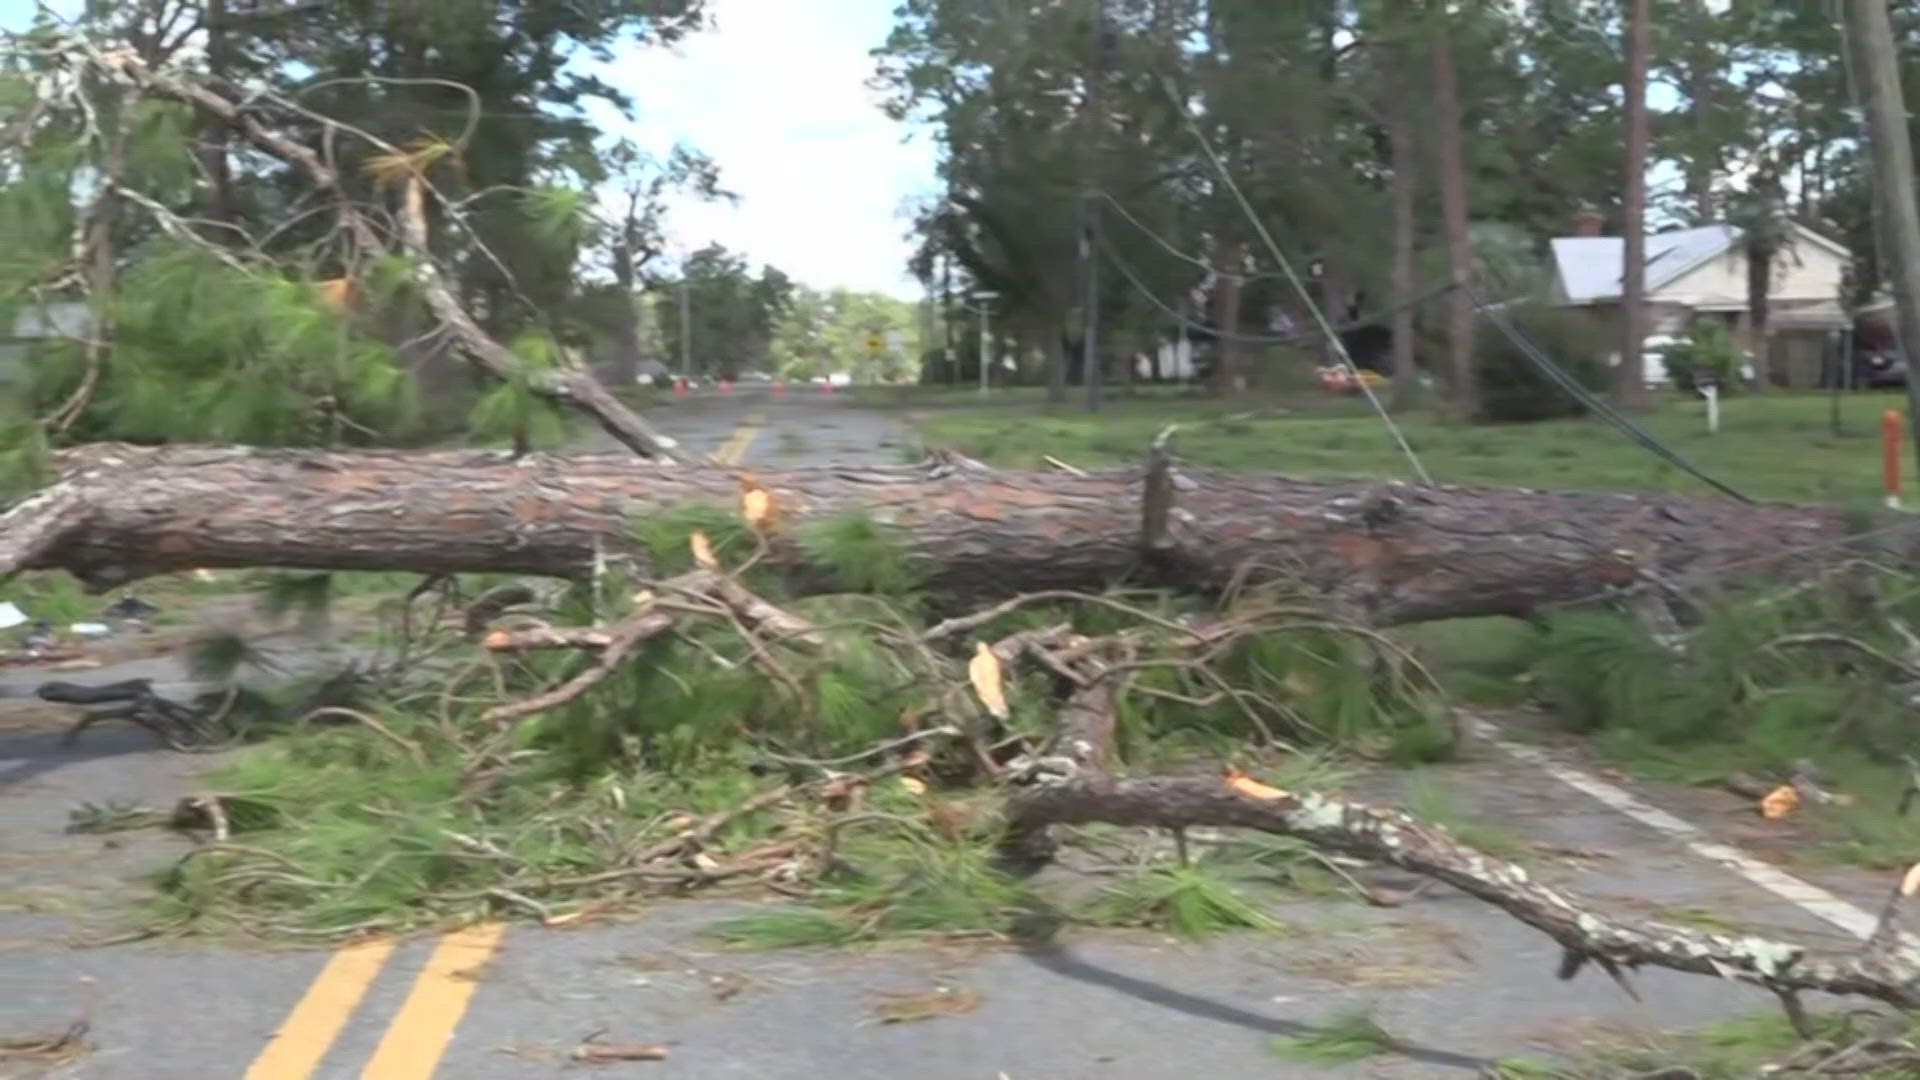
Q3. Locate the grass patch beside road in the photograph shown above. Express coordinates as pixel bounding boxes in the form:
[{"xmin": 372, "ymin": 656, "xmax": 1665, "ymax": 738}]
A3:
[{"xmin": 908, "ymin": 390, "xmax": 1908, "ymax": 504}]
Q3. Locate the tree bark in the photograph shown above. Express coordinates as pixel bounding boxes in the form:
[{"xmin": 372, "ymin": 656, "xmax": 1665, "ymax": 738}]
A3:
[
  {"xmin": 1682, "ymin": 0, "xmax": 1719, "ymax": 222},
  {"xmin": 1617, "ymin": 0, "xmax": 1652, "ymax": 408},
  {"xmin": 194, "ymin": 0, "xmax": 235, "ymax": 226},
  {"xmin": 11, "ymin": 443, "xmax": 1910, "ymax": 626},
  {"xmin": 1746, "ymin": 240, "xmax": 1773, "ymax": 392},
  {"xmin": 1382, "ymin": 31, "xmax": 1421, "ymax": 408},
  {"xmin": 1427, "ymin": 6, "xmax": 1477, "ymax": 417},
  {"xmin": 1007, "ymin": 771, "xmax": 1920, "ymax": 1008},
  {"xmin": 1000, "ymin": 642, "xmax": 1920, "ymax": 1013},
  {"xmin": 603, "ymin": 190, "xmax": 645, "ymax": 389},
  {"xmin": 1208, "ymin": 236, "xmax": 1245, "ymax": 394}
]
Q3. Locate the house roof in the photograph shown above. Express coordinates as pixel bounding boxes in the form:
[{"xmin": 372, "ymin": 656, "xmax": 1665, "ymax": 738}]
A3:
[{"xmin": 1550, "ymin": 222, "xmax": 1849, "ymax": 305}]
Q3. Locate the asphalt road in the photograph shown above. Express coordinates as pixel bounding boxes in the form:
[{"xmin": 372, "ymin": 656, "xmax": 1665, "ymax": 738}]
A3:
[{"xmin": 0, "ymin": 390, "xmax": 1898, "ymax": 1079}]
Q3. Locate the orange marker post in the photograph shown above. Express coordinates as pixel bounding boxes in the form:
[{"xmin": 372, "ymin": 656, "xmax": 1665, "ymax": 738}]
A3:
[{"xmin": 1885, "ymin": 409, "xmax": 1903, "ymax": 509}]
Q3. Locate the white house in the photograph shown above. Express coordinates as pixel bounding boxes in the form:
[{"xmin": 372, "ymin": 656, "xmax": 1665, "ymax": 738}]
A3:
[
  {"xmin": 0, "ymin": 300, "xmax": 87, "ymax": 390},
  {"xmin": 1549, "ymin": 214, "xmax": 1852, "ymax": 387}
]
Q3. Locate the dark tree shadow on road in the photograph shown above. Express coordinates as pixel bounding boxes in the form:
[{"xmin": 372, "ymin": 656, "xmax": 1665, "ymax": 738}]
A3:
[
  {"xmin": 1018, "ymin": 941, "xmax": 1488, "ymax": 1073},
  {"xmin": 0, "ymin": 724, "xmax": 166, "ymax": 789}
]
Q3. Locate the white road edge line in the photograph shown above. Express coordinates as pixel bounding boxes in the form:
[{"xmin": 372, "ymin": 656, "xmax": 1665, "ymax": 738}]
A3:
[{"xmin": 1465, "ymin": 717, "xmax": 1882, "ymax": 941}]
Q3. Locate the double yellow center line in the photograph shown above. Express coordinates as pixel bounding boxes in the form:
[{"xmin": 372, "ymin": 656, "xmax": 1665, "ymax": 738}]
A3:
[
  {"xmin": 245, "ymin": 923, "xmax": 506, "ymax": 1079},
  {"xmin": 243, "ymin": 408, "xmax": 769, "ymax": 1078}
]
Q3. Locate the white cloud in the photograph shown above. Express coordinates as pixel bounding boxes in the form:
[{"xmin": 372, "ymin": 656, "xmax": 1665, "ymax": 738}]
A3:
[{"xmin": 593, "ymin": 0, "xmax": 939, "ymax": 297}]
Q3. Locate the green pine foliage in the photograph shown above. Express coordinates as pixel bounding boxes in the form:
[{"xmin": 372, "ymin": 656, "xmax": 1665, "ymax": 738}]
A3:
[
  {"xmin": 633, "ymin": 504, "xmax": 757, "ymax": 574},
  {"xmin": 707, "ymin": 799, "xmax": 1034, "ymax": 948},
  {"xmin": 1081, "ymin": 865, "xmax": 1284, "ymax": 939},
  {"xmin": 796, "ymin": 511, "xmax": 921, "ymax": 595},
  {"xmin": 20, "ymin": 245, "xmax": 415, "ymax": 448},
  {"xmin": 465, "ymin": 330, "xmax": 576, "ymax": 450},
  {"xmin": 1269, "ymin": 1008, "xmax": 1399, "ymax": 1064}
]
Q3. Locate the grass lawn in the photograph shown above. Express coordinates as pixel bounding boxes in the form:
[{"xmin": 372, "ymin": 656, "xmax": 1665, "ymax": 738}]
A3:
[{"xmin": 902, "ymin": 387, "xmax": 1914, "ymax": 505}]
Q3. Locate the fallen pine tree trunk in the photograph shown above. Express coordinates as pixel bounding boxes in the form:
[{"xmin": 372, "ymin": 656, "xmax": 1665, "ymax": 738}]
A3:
[{"xmin": 4, "ymin": 442, "xmax": 1911, "ymax": 624}]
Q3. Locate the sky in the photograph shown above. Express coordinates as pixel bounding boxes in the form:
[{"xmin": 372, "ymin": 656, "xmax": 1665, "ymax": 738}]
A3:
[{"xmin": 593, "ymin": 0, "xmax": 938, "ymax": 297}]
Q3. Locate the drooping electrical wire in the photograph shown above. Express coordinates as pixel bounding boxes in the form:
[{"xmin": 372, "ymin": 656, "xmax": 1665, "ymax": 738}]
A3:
[
  {"xmin": 1468, "ymin": 283, "xmax": 1754, "ymax": 502},
  {"xmin": 1098, "ymin": 235, "xmax": 1459, "ymax": 346},
  {"xmin": 1157, "ymin": 74, "xmax": 1432, "ymax": 486},
  {"xmin": 1095, "ymin": 190, "xmax": 1289, "ymax": 284}
]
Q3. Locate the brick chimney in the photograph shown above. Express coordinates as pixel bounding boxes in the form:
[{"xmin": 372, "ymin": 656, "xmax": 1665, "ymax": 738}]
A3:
[{"xmin": 1572, "ymin": 207, "xmax": 1605, "ymax": 237}]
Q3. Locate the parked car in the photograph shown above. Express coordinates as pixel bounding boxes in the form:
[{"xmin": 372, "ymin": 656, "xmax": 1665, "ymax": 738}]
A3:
[{"xmin": 1856, "ymin": 349, "xmax": 1907, "ymax": 388}]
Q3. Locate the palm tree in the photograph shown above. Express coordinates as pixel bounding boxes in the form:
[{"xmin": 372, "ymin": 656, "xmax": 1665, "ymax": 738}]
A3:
[{"xmin": 1729, "ymin": 173, "xmax": 1793, "ymax": 392}]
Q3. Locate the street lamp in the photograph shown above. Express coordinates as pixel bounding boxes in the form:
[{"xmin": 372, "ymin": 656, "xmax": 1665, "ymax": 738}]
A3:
[{"xmin": 969, "ymin": 290, "xmax": 998, "ymax": 397}]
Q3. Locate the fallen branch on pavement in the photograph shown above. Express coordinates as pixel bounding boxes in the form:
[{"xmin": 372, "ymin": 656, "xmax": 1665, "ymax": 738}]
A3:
[{"xmin": 990, "ymin": 632, "xmax": 1920, "ymax": 1030}]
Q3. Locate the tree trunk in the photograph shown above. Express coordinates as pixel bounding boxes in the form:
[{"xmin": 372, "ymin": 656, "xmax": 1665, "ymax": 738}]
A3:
[
  {"xmin": 1747, "ymin": 243, "xmax": 1773, "ymax": 392},
  {"xmin": 1318, "ymin": 254, "xmax": 1353, "ymax": 368},
  {"xmin": 603, "ymin": 191, "xmax": 645, "ymax": 389},
  {"xmin": 1618, "ymin": 0, "xmax": 1652, "ymax": 408},
  {"xmin": 1427, "ymin": 7, "xmax": 1477, "ymax": 417},
  {"xmin": 195, "ymin": 0, "xmax": 235, "ymax": 226},
  {"xmin": 1383, "ymin": 31, "xmax": 1421, "ymax": 409},
  {"xmin": 12, "ymin": 444, "xmax": 1907, "ymax": 627},
  {"xmin": 1209, "ymin": 236, "xmax": 1245, "ymax": 394},
  {"xmin": 1683, "ymin": 0, "xmax": 1718, "ymax": 222}
]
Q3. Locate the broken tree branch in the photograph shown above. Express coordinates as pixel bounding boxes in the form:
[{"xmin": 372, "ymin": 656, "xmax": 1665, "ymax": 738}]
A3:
[
  {"xmin": 74, "ymin": 44, "xmax": 677, "ymax": 460},
  {"xmin": 476, "ymin": 608, "xmax": 675, "ymax": 730},
  {"xmin": 990, "ymin": 629, "xmax": 1920, "ymax": 1020},
  {"xmin": 1007, "ymin": 770, "xmax": 1920, "ymax": 1010}
]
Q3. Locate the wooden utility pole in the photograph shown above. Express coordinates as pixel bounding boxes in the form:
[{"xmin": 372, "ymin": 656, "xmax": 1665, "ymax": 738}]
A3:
[
  {"xmin": 1618, "ymin": 0, "xmax": 1652, "ymax": 407},
  {"xmin": 1846, "ymin": 0, "xmax": 1920, "ymax": 479}
]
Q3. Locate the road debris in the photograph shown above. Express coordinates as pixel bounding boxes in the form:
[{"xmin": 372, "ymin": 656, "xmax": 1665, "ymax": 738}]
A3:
[
  {"xmin": 0, "ymin": 1021, "xmax": 90, "ymax": 1068},
  {"xmin": 869, "ymin": 985, "xmax": 980, "ymax": 1024},
  {"xmin": 569, "ymin": 1036, "xmax": 669, "ymax": 1064}
]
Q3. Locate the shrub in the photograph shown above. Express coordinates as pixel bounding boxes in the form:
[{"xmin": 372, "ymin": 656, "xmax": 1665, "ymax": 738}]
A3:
[
  {"xmin": 1473, "ymin": 304, "xmax": 1611, "ymax": 424},
  {"xmin": 1659, "ymin": 319, "xmax": 1744, "ymax": 394}
]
